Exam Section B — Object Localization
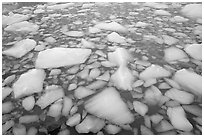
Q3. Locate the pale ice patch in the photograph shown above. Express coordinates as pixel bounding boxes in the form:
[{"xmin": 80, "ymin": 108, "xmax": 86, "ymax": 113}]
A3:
[
  {"xmin": 13, "ymin": 69, "xmax": 46, "ymax": 98},
  {"xmin": 173, "ymin": 69, "xmax": 202, "ymax": 95},
  {"xmin": 22, "ymin": 96, "xmax": 35, "ymax": 111},
  {"xmin": 35, "ymin": 48, "xmax": 91, "ymax": 68},
  {"xmin": 135, "ymin": 21, "xmax": 150, "ymax": 27},
  {"xmin": 62, "ymin": 31, "xmax": 84, "ymax": 37},
  {"xmin": 19, "ymin": 115, "xmax": 39, "ymax": 124},
  {"xmin": 2, "ymin": 87, "xmax": 12, "ymax": 101},
  {"xmin": 96, "ymin": 71, "xmax": 110, "ymax": 81},
  {"xmin": 3, "ymin": 39, "xmax": 36, "ymax": 58},
  {"xmin": 66, "ymin": 113, "xmax": 81, "ymax": 127},
  {"xmin": 107, "ymin": 32, "xmax": 126, "ymax": 43},
  {"xmin": 105, "ymin": 124, "xmax": 121, "ymax": 134},
  {"xmin": 47, "ymin": 3, "xmax": 74, "ymax": 10},
  {"xmin": 184, "ymin": 44, "xmax": 202, "ymax": 60},
  {"xmin": 3, "ymin": 14, "xmax": 30, "ymax": 26},
  {"xmin": 162, "ymin": 35, "xmax": 179, "ymax": 45},
  {"xmin": 94, "ymin": 22, "xmax": 128, "ymax": 33},
  {"xmin": 165, "ymin": 88, "xmax": 194, "ymax": 104},
  {"xmin": 62, "ymin": 96, "xmax": 73, "ymax": 116},
  {"xmin": 133, "ymin": 101, "xmax": 148, "ymax": 116},
  {"xmin": 88, "ymin": 27, "xmax": 101, "ymax": 34},
  {"xmin": 89, "ymin": 68, "xmax": 101, "ymax": 79},
  {"xmin": 170, "ymin": 16, "xmax": 189, "ymax": 23},
  {"xmin": 47, "ymin": 100, "xmax": 63, "ymax": 118},
  {"xmin": 167, "ymin": 106, "xmax": 193, "ymax": 131},
  {"xmin": 75, "ymin": 115, "xmax": 105, "ymax": 133},
  {"xmin": 139, "ymin": 64, "xmax": 171, "ymax": 81},
  {"xmin": 4, "ymin": 21, "xmax": 39, "ymax": 33},
  {"xmin": 155, "ymin": 120, "xmax": 174, "ymax": 132},
  {"xmin": 85, "ymin": 87, "xmax": 134, "ymax": 125},
  {"xmin": 143, "ymin": 2, "xmax": 168, "ymax": 9},
  {"xmin": 154, "ymin": 10, "xmax": 171, "ymax": 16},
  {"xmin": 181, "ymin": 4, "xmax": 202, "ymax": 20},
  {"xmin": 74, "ymin": 86, "xmax": 95, "ymax": 99},
  {"xmin": 164, "ymin": 47, "xmax": 189, "ymax": 63},
  {"xmin": 36, "ymin": 86, "xmax": 64, "ymax": 109}
]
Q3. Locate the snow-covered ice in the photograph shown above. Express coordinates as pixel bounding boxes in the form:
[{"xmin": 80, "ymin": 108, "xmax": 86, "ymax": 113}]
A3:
[
  {"xmin": 85, "ymin": 87, "xmax": 134, "ymax": 125},
  {"xmin": 165, "ymin": 88, "xmax": 194, "ymax": 104},
  {"xmin": 13, "ymin": 69, "xmax": 45, "ymax": 98},
  {"xmin": 167, "ymin": 106, "xmax": 193, "ymax": 131},
  {"xmin": 133, "ymin": 101, "xmax": 148, "ymax": 116},
  {"xmin": 75, "ymin": 115, "xmax": 105, "ymax": 133},
  {"xmin": 139, "ymin": 64, "xmax": 171, "ymax": 81},
  {"xmin": 164, "ymin": 47, "xmax": 189, "ymax": 63},
  {"xmin": 35, "ymin": 48, "xmax": 92, "ymax": 68},
  {"xmin": 173, "ymin": 69, "xmax": 202, "ymax": 95},
  {"xmin": 3, "ymin": 39, "xmax": 36, "ymax": 58},
  {"xmin": 184, "ymin": 44, "xmax": 202, "ymax": 60}
]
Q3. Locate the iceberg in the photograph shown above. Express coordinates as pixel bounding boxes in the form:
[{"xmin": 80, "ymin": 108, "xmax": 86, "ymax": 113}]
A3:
[
  {"xmin": 35, "ymin": 48, "xmax": 92, "ymax": 68},
  {"xmin": 13, "ymin": 69, "xmax": 46, "ymax": 98}
]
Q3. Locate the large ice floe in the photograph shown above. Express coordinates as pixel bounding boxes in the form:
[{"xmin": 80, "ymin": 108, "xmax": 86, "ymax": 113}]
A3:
[
  {"xmin": 84, "ymin": 87, "xmax": 134, "ymax": 125},
  {"xmin": 139, "ymin": 64, "xmax": 171, "ymax": 81},
  {"xmin": 3, "ymin": 39, "xmax": 36, "ymax": 58},
  {"xmin": 108, "ymin": 48, "xmax": 135, "ymax": 90},
  {"xmin": 173, "ymin": 69, "xmax": 202, "ymax": 95},
  {"xmin": 13, "ymin": 69, "xmax": 46, "ymax": 98},
  {"xmin": 4, "ymin": 21, "xmax": 39, "ymax": 33},
  {"xmin": 180, "ymin": 4, "xmax": 202, "ymax": 20},
  {"xmin": 35, "ymin": 48, "xmax": 92, "ymax": 68},
  {"xmin": 184, "ymin": 44, "xmax": 202, "ymax": 60},
  {"xmin": 2, "ymin": 14, "xmax": 30, "ymax": 26},
  {"xmin": 94, "ymin": 22, "xmax": 128, "ymax": 33},
  {"xmin": 167, "ymin": 106, "xmax": 193, "ymax": 131},
  {"xmin": 164, "ymin": 47, "xmax": 189, "ymax": 63}
]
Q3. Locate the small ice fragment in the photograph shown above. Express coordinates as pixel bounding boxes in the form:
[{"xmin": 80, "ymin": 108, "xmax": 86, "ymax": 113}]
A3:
[
  {"xmin": 105, "ymin": 124, "xmax": 121, "ymax": 134},
  {"xmin": 167, "ymin": 106, "xmax": 193, "ymax": 131},
  {"xmin": 13, "ymin": 124, "xmax": 26, "ymax": 135},
  {"xmin": 94, "ymin": 22, "xmax": 128, "ymax": 33},
  {"xmin": 47, "ymin": 100, "xmax": 63, "ymax": 117},
  {"xmin": 140, "ymin": 125, "xmax": 154, "ymax": 135},
  {"xmin": 74, "ymin": 86, "xmax": 95, "ymax": 99},
  {"xmin": 133, "ymin": 101, "xmax": 148, "ymax": 116},
  {"xmin": 182, "ymin": 105, "xmax": 202, "ymax": 117},
  {"xmin": 96, "ymin": 71, "xmax": 110, "ymax": 81},
  {"xmin": 19, "ymin": 115, "xmax": 39, "ymax": 124},
  {"xmin": 107, "ymin": 32, "xmax": 126, "ymax": 43},
  {"xmin": 2, "ymin": 102, "xmax": 13, "ymax": 114},
  {"xmin": 150, "ymin": 114, "xmax": 163, "ymax": 124},
  {"xmin": 2, "ymin": 87, "xmax": 12, "ymax": 101},
  {"xmin": 62, "ymin": 96, "xmax": 73, "ymax": 116},
  {"xmin": 27, "ymin": 127, "xmax": 38, "ymax": 135},
  {"xmin": 2, "ymin": 120, "xmax": 14, "ymax": 134},
  {"xmin": 66, "ymin": 113, "xmax": 81, "ymax": 127},
  {"xmin": 184, "ymin": 44, "xmax": 202, "ymax": 60},
  {"xmin": 86, "ymin": 80, "xmax": 107, "ymax": 90},
  {"xmin": 155, "ymin": 120, "xmax": 174, "ymax": 132},
  {"xmin": 89, "ymin": 68, "xmax": 101, "ymax": 79},
  {"xmin": 143, "ymin": 78, "xmax": 157, "ymax": 87},
  {"xmin": 22, "ymin": 96, "xmax": 35, "ymax": 111}
]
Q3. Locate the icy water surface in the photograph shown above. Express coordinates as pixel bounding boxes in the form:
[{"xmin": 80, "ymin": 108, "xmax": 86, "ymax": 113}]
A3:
[{"xmin": 2, "ymin": 2, "xmax": 202, "ymax": 135}]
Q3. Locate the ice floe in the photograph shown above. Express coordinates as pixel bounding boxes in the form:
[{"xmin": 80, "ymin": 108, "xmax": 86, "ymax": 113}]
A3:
[
  {"xmin": 13, "ymin": 69, "xmax": 45, "ymax": 98},
  {"xmin": 85, "ymin": 87, "xmax": 134, "ymax": 125},
  {"xmin": 107, "ymin": 32, "xmax": 126, "ymax": 43},
  {"xmin": 75, "ymin": 115, "xmax": 105, "ymax": 133},
  {"xmin": 36, "ymin": 86, "xmax": 64, "ymax": 109},
  {"xmin": 139, "ymin": 64, "xmax": 171, "ymax": 81},
  {"xmin": 13, "ymin": 125, "xmax": 26, "ymax": 135},
  {"xmin": 173, "ymin": 69, "xmax": 202, "ymax": 95},
  {"xmin": 19, "ymin": 115, "xmax": 39, "ymax": 124},
  {"xmin": 94, "ymin": 22, "xmax": 128, "ymax": 33},
  {"xmin": 184, "ymin": 44, "xmax": 202, "ymax": 60},
  {"xmin": 74, "ymin": 86, "xmax": 95, "ymax": 99},
  {"xmin": 180, "ymin": 4, "xmax": 202, "ymax": 20},
  {"xmin": 164, "ymin": 47, "xmax": 189, "ymax": 63},
  {"xmin": 143, "ymin": 2, "xmax": 168, "ymax": 9},
  {"xmin": 165, "ymin": 88, "xmax": 194, "ymax": 104},
  {"xmin": 162, "ymin": 35, "xmax": 179, "ymax": 45},
  {"xmin": 62, "ymin": 31, "xmax": 84, "ymax": 37},
  {"xmin": 47, "ymin": 100, "xmax": 63, "ymax": 118},
  {"xmin": 2, "ymin": 87, "xmax": 12, "ymax": 101},
  {"xmin": 154, "ymin": 10, "xmax": 171, "ymax": 16},
  {"xmin": 3, "ymin": 39, "xmax": 36, "ymax": 58},
  {"xmin": 3, "ymin": 14, "xmax": 30, "ymax": 26},
  {"xmin": 35, "ymin": 48, "xmax": 92, "ymax": 68},
  {"xmin": 105, "ymin": 124, "xmax": 121, "ymax": 134},
  {"xmin": 133, "ymin": 101, "xmax": 148, "ymax": 116},
  {"xmin": 170, "ymin": 16, "xmax": 189, "ymax": 23},
  {"xmin": 22, "ymin": 96, "xmax": 35, "ymax": 111},
  {"xmin": 4, "ymin": 21, "xmax": 39, "ymax": 33},
  {"xmin": 62, "ymin": 96, "xmax": 73, "ymax": 116},
  {"xmin": 167, "ymin": 106, "xmax": 193, "ymax": 131},
  {"xmin": 66, "ymin": 113, "xmax": 81, "ymax": 127},
  {"xmin": 155, "ymin": 120, "xmax": 174, "ymax": 132},
  {"xmin": 47, "ymin": 3, "xmax": 74, "ymax": 10},
  {"xmin": 2, "ymin": 102, "xmax": 13, "ymax": 114}
]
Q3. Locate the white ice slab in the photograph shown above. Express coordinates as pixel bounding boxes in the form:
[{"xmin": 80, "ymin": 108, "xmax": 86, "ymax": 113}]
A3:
[
  {"xmin": 94, "ymin": 22, "xmax": 128, "ymax": 33},
  {"xmin": 107, "ymin": 32, "xmax": 126, "ymax": 43}
]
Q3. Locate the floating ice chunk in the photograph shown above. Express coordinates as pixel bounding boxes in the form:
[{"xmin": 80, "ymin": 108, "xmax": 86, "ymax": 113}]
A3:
[
  {"xmin": 184, "ymin": 44, "xmax": 202, "ymax": 60},
  {"xmin": 89, "ymin": 68, "xmax": 101, "ymax": 79},
  {"xmin": 2, "ymin": 120, "xmax": 14, "ymax": 135},
  {"xmin": 162, "ymin": 35, "xmax": 179, "ymax": 45},
  {"xmin": 2, "ymin": 102, "xmax": 13, "ymax": 114},
  {"xmin": 155, "ymin": 120, "xmax": 174, "ymax": 132},
  {"xmin": 3, "ymin": 39, "xmax": 36, "ymax": 58},
  {"xmin": 181, "ymin": 4, "xmax": 202, "ymax": 20},
  {"xmin": 47, "ymin": 99, "xmax": 63, "ymax": 117},
  {"xmin": 3, "ymin": 74, "xmax": 16, "ymax": 86},
  {"xmin": 74, "ymin": 86, "xmax": 95, "ymax": 99},
  {"xmin": 2, "ymin": 87, "xmax": 12, "ymax": 101},
  {"xmin": 170, "ymin": 16, "xmax": 189, "ymax": 22},
  {"xmin": 88, "ymin": 27, "xmax": 101, "ymax": 34},
  {"xmin": 13, "ymin": 69, "xmax": 45, "ymax": 98},
  {"xmin": 105, "ymin": 124, "xmax": 121, "ymax": 134},
  {"xmin": 47, "ymin": 3, "xmax": 74, "ymax": 10},
  {"xmin": 82, "ymin": 3, "xmax": 95, "ymax": 8},
  {"xmin": 107, "ymin": 32, "xmax": 126, "ymax": 43},
  {"xmin": 133, "ymin": 101, "xmax": 148, "ymax": 116},
  {"xmin": 111, "ymin": 66, "xmax": 134, "ymax": 90},
  {"xmin": 108, "ymin": 47, "xmax": 132, "ymax": 66},
  {"xmin": 77, "ymin": 68, "xmax": 89, "ymax": 79},
  {"xmin": 75, "ymin": 115, "xmax": 105, "ymax": 133},
  {"xmin": 132, "ymin": 80, "xmax": 144, "ymax": 88},
  {"xmin": 3, "ymin": 14, "xmax": 30, "ymax": 26},
  {"xmin": 58, "ymin": 129, "xmax": 70, "ymax": 135},
  {"xmin": 13, "ymin": 124, "xmax": 26, "ymax": 135},
  {"xmin": 139, "ymin": 64, "xmax": 171, "ymax": 81},
  {"xmin": 173, "ymin": 69, "xmax": 202, "ymax": 95},
  {"xmin": 36, "ymin": 87, "xmax": 64, "ymax": 109},
  {"xmin": 141, "ymin": 125, "xmax": 154, "ymax": 135},
  {"xmin": 144, "ymin": 86, "xmax": 163, "ymax": 105},
  {"xmin": 154, "ymin": 10, "xmax": 171, "ymax": 16},
  {"xmin": 4, "ymin": 21, "xmax": 39, "ymax": 33},
  {"xmin": 66, "ymin": 113, "xmax": 81, "ymax": 127},
  {"xmin": 81, "ymin": 39, "xmax": 95, "ymax": 48},
  {"xmin": 96, "ymin": 71, "xmax": 110, "ymax": 81},
  {"xmin": 143, "ymin": 2, "xmax": 168, "ymax": 9},
  {"xmin": 150, "ymin": 114, "xmax": 163, "ymax": 124},
  {"xmin": 27, "ymin": 127, "xmax": 38, "ymax": 135},
  {"xmin": 182, "ymin": 105, "xmax": 202, "ymax": 117},
  {"xmin": 85, "ymin": 87, "xmax": 134, "ymax": 125},
  {"xmin": 62, "ymin": 31, "xmax": 84, "ymax": 37},
  {"xmin": 44, "ymin": 37, "xmax": 56, "ymax": 44},
  {"xmin": 94, "ymin": 22, "xmax": 128, "ymax": 33},
  {"xmin": 135, "ymin": 21, "xmax": 149, "ymax": 27},
  {"xmin": 62, "ymin": 96, "xmax": 73, "ymax": 116},
  {"xmin": 22, "ymin": 96, "xmax": 35, "ymax": 111},
  {"xmin": 35, "ymin": 48, "xmax": 91, "ymax": 68},
  {"xmin": 165, "ymin": 88, "xmax": 194, "ymax": 104},
  {"xmin": 19, "ymin": 115, "xmax": 39, "ymax": 124},
  {"xmin": 164, "ymin": 47, "xmax": 189, "ymax": 63},
  {"xmin": 167, "ymin": 106, "xmax": 193, "ymax": 131},
  {"xmin": 143, "ymin": 78, "xmax": 157, "ymax": 87},
  {"xmin": 86, "ymin": 80, "xmax": 107, "ymax": 90}
]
